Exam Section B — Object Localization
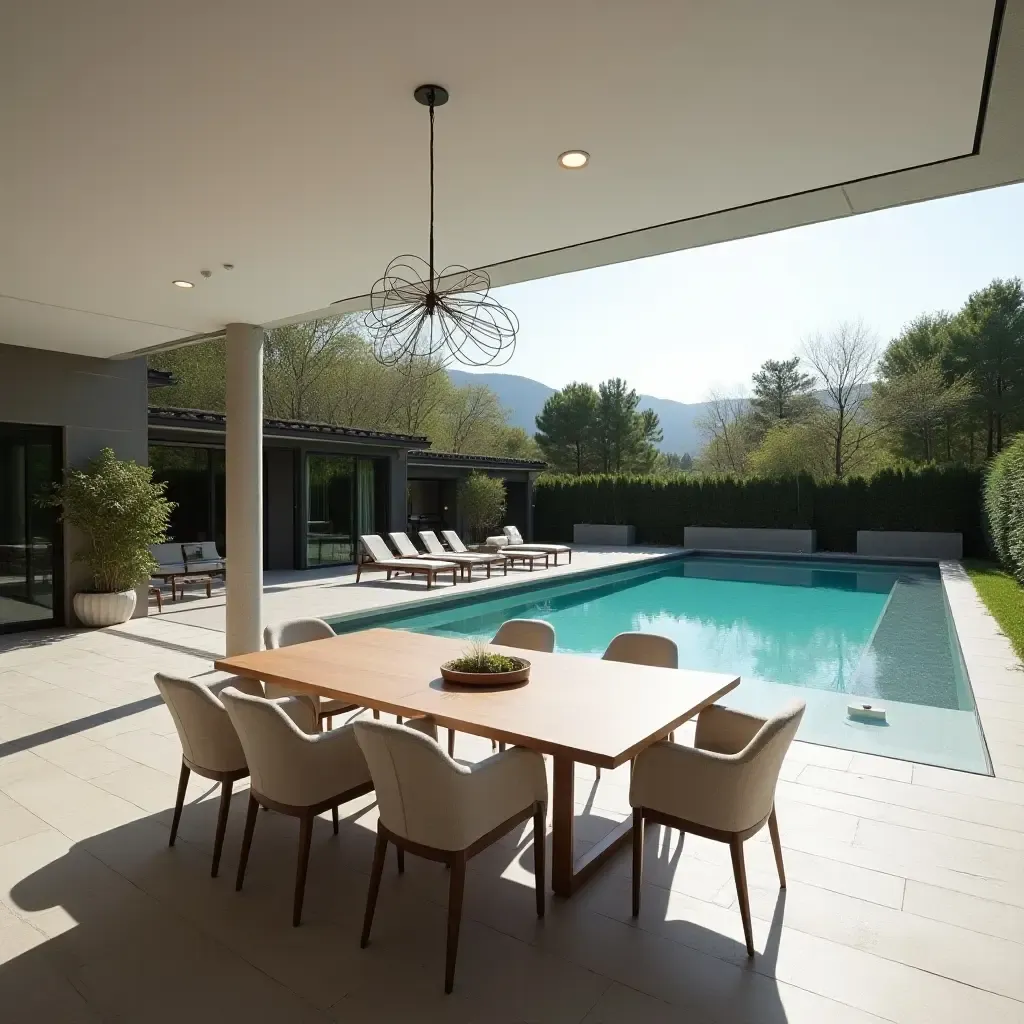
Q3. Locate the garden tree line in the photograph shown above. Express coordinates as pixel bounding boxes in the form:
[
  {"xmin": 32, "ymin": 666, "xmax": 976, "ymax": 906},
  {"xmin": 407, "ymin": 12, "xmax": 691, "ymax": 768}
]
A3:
[
  {"xmin": 695, "ymin": 277, "xmax": 1024, "ymax": 479},
  {"xmin": 148, "ymin": 318, "xmax": 540, "ymax": 460},
  {"xmin": 533, "ymin": 378, "xmax": 665, "ymax": 474}
]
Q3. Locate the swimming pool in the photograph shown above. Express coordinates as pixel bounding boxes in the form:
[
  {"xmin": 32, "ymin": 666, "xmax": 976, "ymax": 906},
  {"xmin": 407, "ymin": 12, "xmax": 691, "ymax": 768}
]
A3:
[{"xmin": 330, "ymin": 554, "xmax": 991, "ymax": 774}]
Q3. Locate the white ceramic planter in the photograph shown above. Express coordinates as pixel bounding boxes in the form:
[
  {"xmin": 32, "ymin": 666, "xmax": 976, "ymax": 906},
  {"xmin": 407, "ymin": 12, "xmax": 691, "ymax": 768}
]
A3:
[{"xmin": 73, "ymin": 589, "xmax": 137, "ymax": 627}]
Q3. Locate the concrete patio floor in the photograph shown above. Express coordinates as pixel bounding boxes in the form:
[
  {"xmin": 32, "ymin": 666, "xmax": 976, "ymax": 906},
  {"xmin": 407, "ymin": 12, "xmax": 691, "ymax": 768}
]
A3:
[{"xmin": 0, "ymin": 548, "xmax": 1023, "ymax": 1023}]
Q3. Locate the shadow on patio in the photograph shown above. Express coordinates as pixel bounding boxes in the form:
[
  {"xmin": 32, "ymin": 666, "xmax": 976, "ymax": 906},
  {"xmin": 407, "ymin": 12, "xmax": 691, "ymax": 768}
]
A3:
[{"xmin": 1, "ymin": 775, "xmax": 790, "ymax": 1023}]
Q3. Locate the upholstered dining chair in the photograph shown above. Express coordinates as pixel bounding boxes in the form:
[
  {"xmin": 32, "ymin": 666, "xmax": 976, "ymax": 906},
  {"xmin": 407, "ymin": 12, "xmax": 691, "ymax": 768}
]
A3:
[
  {"xmin": 629, "ymin": 700, "xmax": 806, "ymax": 956},
  {"xmin": 221, "ymin": 686, "xmax": 378, "ymax": 926},
  {"xmin": 155, "ymin": 672, "xmax": 315, "ymax": 877},
  {"xmin": 480, "ymin": 618, "xmax": 556, "ymax": 756},
  {"xmin": 597, "ymin": 632, "xmax": 679, "ymax": 778},
  {"xmin": 264, "ymin": 618, "xmax": 364, "ymax": 729},
  {"xmin": 354, "ymin": 719, "xmax": 548, "ymax": 993}
]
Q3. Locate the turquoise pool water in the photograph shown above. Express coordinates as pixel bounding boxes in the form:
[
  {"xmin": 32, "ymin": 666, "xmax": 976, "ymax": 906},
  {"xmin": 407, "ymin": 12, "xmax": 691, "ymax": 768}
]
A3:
[{"xmin": 331, "ymin": 555, "xmax": 990, "ymax": 773}]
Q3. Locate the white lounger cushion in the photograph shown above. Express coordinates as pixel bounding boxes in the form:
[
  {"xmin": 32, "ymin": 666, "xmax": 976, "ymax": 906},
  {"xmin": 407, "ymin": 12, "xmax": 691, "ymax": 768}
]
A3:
[
  {"xmin": 503, "ymin": 526, "xmax": 569, "ymax": 552},
  {"xmin": 361, "ymin": 534, "xmax": 454, "ymax": 569}
]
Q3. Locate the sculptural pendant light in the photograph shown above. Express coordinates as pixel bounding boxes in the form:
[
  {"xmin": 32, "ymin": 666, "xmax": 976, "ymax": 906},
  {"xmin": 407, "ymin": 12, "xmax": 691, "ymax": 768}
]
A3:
[{"xmin": 364, "ymin": 84, "xmax": 518, "ymax": 368}]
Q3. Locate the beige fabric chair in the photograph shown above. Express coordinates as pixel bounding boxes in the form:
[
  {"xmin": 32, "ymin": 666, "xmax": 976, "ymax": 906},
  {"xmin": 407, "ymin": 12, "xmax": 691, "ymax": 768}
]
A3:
[
  {"xmin": 603, "ymin": 632, "xmax": 678, "ymax": 669},
  {"xmin": 492, "ymin": 618, "xmax": 556, "ymax": 653},
  {"xmin": 475, "ymin": 618, "xmax": 557, "ymax": 756},
  {"xmin": 221, "ymin": 686, "xmax": 382, "ymax": 926},
  {"xmin": 597, "ymin": 632, "xmax": 679, "ymax": 777},
  {"xmin": 264, "ymin": 618, "xmax": 360, "ymax": 728},
  {"xmin": 354, "ymin": 719, "xmax": 547, "ymax": 993},
  {"xmin": 629, "ymin": 701, "xmax": 806, "ymax": 956},
  {"xmin": 155, "ymin": 672, "xmax": 315, "ymax": 877}
]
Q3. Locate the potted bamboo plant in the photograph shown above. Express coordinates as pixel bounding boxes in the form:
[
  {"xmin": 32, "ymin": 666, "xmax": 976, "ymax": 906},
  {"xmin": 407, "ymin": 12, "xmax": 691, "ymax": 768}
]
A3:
[{"xmin": 42, "ymin": 447, "xmax": 175, "ymax": 627}]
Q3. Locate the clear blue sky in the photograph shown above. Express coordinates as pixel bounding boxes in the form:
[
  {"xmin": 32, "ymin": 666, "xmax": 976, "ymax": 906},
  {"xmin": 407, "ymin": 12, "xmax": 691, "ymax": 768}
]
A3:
[{"xmin": 463, "ymin": 181, "xmax": 1024, "ymax": 404}]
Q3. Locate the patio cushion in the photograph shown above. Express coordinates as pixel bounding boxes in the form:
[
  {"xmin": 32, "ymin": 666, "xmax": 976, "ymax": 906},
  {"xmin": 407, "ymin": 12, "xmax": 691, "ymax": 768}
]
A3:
[
  {"xmin": 150, "ymin": 543, "xmax": 186, "ymax": 572},
  {"xmin": 354, "ymin": 719, "xmax": 547, "ymax": 851},
  {"xmin": 221, "ymin": 687, "xmax": 371, "ymax": 808}
]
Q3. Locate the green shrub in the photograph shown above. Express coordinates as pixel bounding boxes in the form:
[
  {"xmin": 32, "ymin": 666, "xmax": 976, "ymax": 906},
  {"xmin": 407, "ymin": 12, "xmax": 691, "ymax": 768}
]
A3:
[
  {"xmin": 985, "ymin": 434, "xmax": 1024, "ymax": 582},
  {"xmin": 458, "ymin": 472, "xmax": 507, "ymax": 541},
  {"xmin": 40, "ymin": 447, "xmax": 175, "ymax": 593},
  {"xmin": 534, "ymin": 465, "xmax": 986, "ymax": 555}
]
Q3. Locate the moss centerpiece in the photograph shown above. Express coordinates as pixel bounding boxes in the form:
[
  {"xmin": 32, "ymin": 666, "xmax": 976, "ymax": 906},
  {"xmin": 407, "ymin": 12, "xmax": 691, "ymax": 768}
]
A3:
[{"xmin": 440, "ymin": 641, "xmax": 531, "ymax": 687}]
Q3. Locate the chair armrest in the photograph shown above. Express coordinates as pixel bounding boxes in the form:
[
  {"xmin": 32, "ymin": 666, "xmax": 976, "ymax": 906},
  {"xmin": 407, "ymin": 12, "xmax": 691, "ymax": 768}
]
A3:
[
  {"xmin": 630, "ymin": 740, "xmax": 768, "ymax": 834},
  {"xmin": 694, "ymin": 704, "xmax": 767, "ymax": 755},
  {"xmin": 454, "ymin": 747, "xmax": 547, "ymax": 846},
  {"xmin": 270, "ymin": 695, "xmax": 318, "ymax": 734},
  {"xmin": 268, "ymin": 723, "xmax": 371, "ymax": 807}
]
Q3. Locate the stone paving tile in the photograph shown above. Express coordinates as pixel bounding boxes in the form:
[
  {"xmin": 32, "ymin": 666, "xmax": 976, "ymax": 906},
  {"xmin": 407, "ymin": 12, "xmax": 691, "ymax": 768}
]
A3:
[{"xmin": 0, "ymin": 551, "xmax": 1020, "ymax": 1023}]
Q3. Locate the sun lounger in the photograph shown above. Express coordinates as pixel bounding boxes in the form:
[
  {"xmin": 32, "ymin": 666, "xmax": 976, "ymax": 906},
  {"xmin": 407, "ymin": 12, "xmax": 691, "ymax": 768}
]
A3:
[
  {"xmin": 182, "ymin": 541, "xmax": 226, "ymax": 577},
  {"xmin": 418, "ymin": 530, "xmax": 507, "ymax": 579},
  {"xmin": 502, "ymin": 526, "xmax": 571, "ymax": 565},
  {"xmin": 357, "ymin": 534, "xmax": 458, "ymax": 588},
  {"xmin": 441, "ymin": 530, "xmax": 549, "ymax": 571}
]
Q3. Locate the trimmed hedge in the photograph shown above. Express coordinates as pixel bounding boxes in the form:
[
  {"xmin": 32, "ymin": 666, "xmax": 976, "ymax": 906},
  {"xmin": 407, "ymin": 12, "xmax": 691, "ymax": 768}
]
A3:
[
  {"xmin": 984, "ymin": 434, "xmax": 1024, "ymax": 583},
  {"xmin": 534, "ymin": 466, "xmax": 987, "ymax": 556}
]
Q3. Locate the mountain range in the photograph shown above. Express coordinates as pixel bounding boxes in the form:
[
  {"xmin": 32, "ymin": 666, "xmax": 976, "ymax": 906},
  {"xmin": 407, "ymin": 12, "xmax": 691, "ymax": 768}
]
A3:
[{"xmin": 447, "ymin": 370, "xmax": 711, "ymax": 456}]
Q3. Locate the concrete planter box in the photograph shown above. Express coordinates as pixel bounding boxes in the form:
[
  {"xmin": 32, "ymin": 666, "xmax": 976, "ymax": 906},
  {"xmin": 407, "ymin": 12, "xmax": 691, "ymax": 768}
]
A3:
[
  {"xmin": 683, "ymin": 527, "xmax": 816, "ymax": 553},
  {"xmin": 573, "ymin": 524, "xmax": 636, "ymax": 546},
  {"xmin": 857, "ymin": 531, "xmax": 962, "ymax": 560}
]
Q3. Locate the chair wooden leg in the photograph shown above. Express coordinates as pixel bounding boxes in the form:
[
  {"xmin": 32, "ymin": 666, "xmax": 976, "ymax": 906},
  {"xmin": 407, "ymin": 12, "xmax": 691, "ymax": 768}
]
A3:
[
  {"xmin": 730, "ymin": 835, "xmax": 754, "ymax": 956},
  {"xmin": 169, "ymin": 762, "xmax": 190, "ymax": 847},
  {"xmin": 595, "ymin": 766, "xmax": 601, "ymax": 780},
  {"xmin": 498, "ymin": 741, "xmax": 506, "ymax": 753},
  {"xmin": 211, "ymin": 778, "xmax": 233, "ymax": 877},
  {"xmin": 236, "ymin": 794, "xmax": 259, "ymax": 891},
  {"xmin": 396, "ymin": 846, "xmax": 405, "ymax": 874},
  {"xmin": 533, "ymin": 802, "xmax": 546, "ymax": 918},
  {"xmin": 768, "ymin": 805, "xmax": 786, "ymax": 888},
  {"xmin": 448, "ymin": 729, "xmax": 456, "ymax": 758},
  {"xmin": 631, "ymin": 807, "xmax": 644, "ymax": 917},
  {"xmin": 445, "ymin": 853, "xmax": 467, "ymax": 994},
  {"xmin": 293, "ymin": 813, "xmax": 314, "ymax": 927},
  {"xmin": 332, "ymin": 804, "xmax": 339, "ymax": 836},
  {"xmin": 361, "ymin": 830, "xmax": 388, "ymax": 948},
  {"xmin": 372, "ymin": 708, "xmax": 380, "ymax": 720}
]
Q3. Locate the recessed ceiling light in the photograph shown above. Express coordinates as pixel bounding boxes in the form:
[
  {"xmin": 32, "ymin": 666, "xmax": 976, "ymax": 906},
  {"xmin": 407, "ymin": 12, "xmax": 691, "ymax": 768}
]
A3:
[
  {"xmin": 172, "ymin": 280, "xmax": 194, "ymax": 288},
  {"xmin": 558, "ymin": 150, "xmax": 589, "ymax": 169}
]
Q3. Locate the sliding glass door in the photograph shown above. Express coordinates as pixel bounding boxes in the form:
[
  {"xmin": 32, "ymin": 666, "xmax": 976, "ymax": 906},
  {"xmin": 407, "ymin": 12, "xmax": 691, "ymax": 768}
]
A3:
[
  {"xmin": 306, "ymin": 453, "xmax": 355, "ymax": 567},
  {"xmin": 0, "ymin": 425, "xmax": 62, "ymax": 631}
]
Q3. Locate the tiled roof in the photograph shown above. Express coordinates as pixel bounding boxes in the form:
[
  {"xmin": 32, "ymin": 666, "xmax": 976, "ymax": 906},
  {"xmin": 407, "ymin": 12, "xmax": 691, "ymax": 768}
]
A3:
[
  {"xmin": 408, "ymin": 449, "xmax": 546, "ymax": 469},
  {"xmin": 148, "ymin": 406, "xmax": 429, "ymax": 445}
]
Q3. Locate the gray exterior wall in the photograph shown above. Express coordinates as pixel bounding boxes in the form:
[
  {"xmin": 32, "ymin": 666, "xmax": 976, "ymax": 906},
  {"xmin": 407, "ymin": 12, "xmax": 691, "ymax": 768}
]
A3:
[
  {"xmin": 0, "ymin": 343, "xmax": 149, "ymax": 623},
  {"xmin": 683, "ymin": 526, "xmax": 817, "ymax": 554},
  {"xmin": 857, "ymin": 531, "xmax": 963, "ymax": 560}
]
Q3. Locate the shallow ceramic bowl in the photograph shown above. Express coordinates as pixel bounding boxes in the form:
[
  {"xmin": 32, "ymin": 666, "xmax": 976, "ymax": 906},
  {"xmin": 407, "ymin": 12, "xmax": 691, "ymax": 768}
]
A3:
[{"xmin": 440, "ymin": 658, "xmax": 531, "ymax": 687}]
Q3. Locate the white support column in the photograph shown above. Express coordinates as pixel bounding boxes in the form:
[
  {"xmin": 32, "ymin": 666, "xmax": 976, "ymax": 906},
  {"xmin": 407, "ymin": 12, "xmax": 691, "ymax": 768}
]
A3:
[{"xmin": 225, "ymin": 323, "xmax": 264, "ymax": 655}]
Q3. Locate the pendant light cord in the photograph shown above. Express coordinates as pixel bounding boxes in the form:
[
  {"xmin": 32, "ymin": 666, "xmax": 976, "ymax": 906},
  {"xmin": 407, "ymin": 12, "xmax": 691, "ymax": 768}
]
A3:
[{"xmin": 428, "ymin": 96, "xmax": 435, "ymax": 286}]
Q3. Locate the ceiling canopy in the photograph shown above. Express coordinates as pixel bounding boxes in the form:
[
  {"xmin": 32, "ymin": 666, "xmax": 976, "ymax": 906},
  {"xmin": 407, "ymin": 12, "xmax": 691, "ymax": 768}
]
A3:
[{"xmin": 1, "ymin": 0, "xmax": 1018, "ymax": 358}]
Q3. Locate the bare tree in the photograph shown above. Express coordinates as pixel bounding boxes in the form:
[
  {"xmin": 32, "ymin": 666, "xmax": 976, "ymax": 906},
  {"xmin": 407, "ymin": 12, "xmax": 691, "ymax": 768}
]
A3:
[
  {"xmin": 803, "ymin": 321, "xmax": 879, "ymax": 478},
  {"xmin": 694, "ymin": 392, "xmax": 753, "ymax": 474},
  {"xmin": 436, "ymin": 385, "xmax": 505, "ymax": 453}
]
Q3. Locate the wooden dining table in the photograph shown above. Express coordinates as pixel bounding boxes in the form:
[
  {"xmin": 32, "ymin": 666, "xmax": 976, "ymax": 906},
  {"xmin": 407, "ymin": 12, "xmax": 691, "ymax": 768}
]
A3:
[{"xmin": 215, "ymin": 628, "xmax": 740, "ymax": 897}]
